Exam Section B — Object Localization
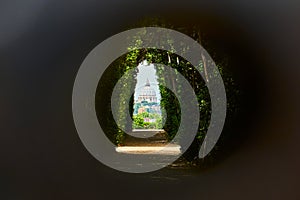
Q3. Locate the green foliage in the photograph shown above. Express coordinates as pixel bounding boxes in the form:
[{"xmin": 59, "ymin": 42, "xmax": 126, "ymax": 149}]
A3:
[
  {"xmin": 132, "ymin": 114, "xmax": 144, "ymax": 128},
  {"xmin": 132, "ymin": 113, "xmax": 163, "ymax": 129},
  {"xmin": 96, "ymin": 19, "xmax": 239, "ymax": 153}
]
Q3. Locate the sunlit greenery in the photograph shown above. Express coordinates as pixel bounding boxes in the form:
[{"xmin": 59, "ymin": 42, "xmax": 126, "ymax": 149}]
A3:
[
  {"xmin": 95, "ymin": 18, "xmax": 239, "ymax": 162},
  {"xmin": 132, "ymin": 113, "xmax": 163, "ymax": 129}
]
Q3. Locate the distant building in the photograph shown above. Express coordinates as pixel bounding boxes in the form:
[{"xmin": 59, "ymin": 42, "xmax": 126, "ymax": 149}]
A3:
[
  {"xmin": 137, "ymin": 79, "xmax": 157, "ymax": 103},
  {"xmin": 133, "ymin": 79, "xmax": 161, "ymax": 116}
]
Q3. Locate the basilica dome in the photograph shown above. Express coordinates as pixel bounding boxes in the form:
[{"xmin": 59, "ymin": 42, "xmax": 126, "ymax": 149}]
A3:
[{"xmin": 137, "ymin": 79, "xmax": 157, "ymax": 103}]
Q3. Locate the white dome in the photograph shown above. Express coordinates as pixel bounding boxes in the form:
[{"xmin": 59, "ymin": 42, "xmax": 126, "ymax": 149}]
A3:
[
  {"xmin": 140, "ymin": 85, "xmax": 156, "ymax": 96},
  {"xmin": 137, "ymin": 79, "xmax": 157, "ymax": 103}
]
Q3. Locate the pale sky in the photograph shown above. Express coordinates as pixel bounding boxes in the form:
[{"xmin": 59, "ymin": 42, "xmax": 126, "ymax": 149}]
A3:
[{"xmin": 134, "ymin": 61, "xmax": 161, "ymax": 102}]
